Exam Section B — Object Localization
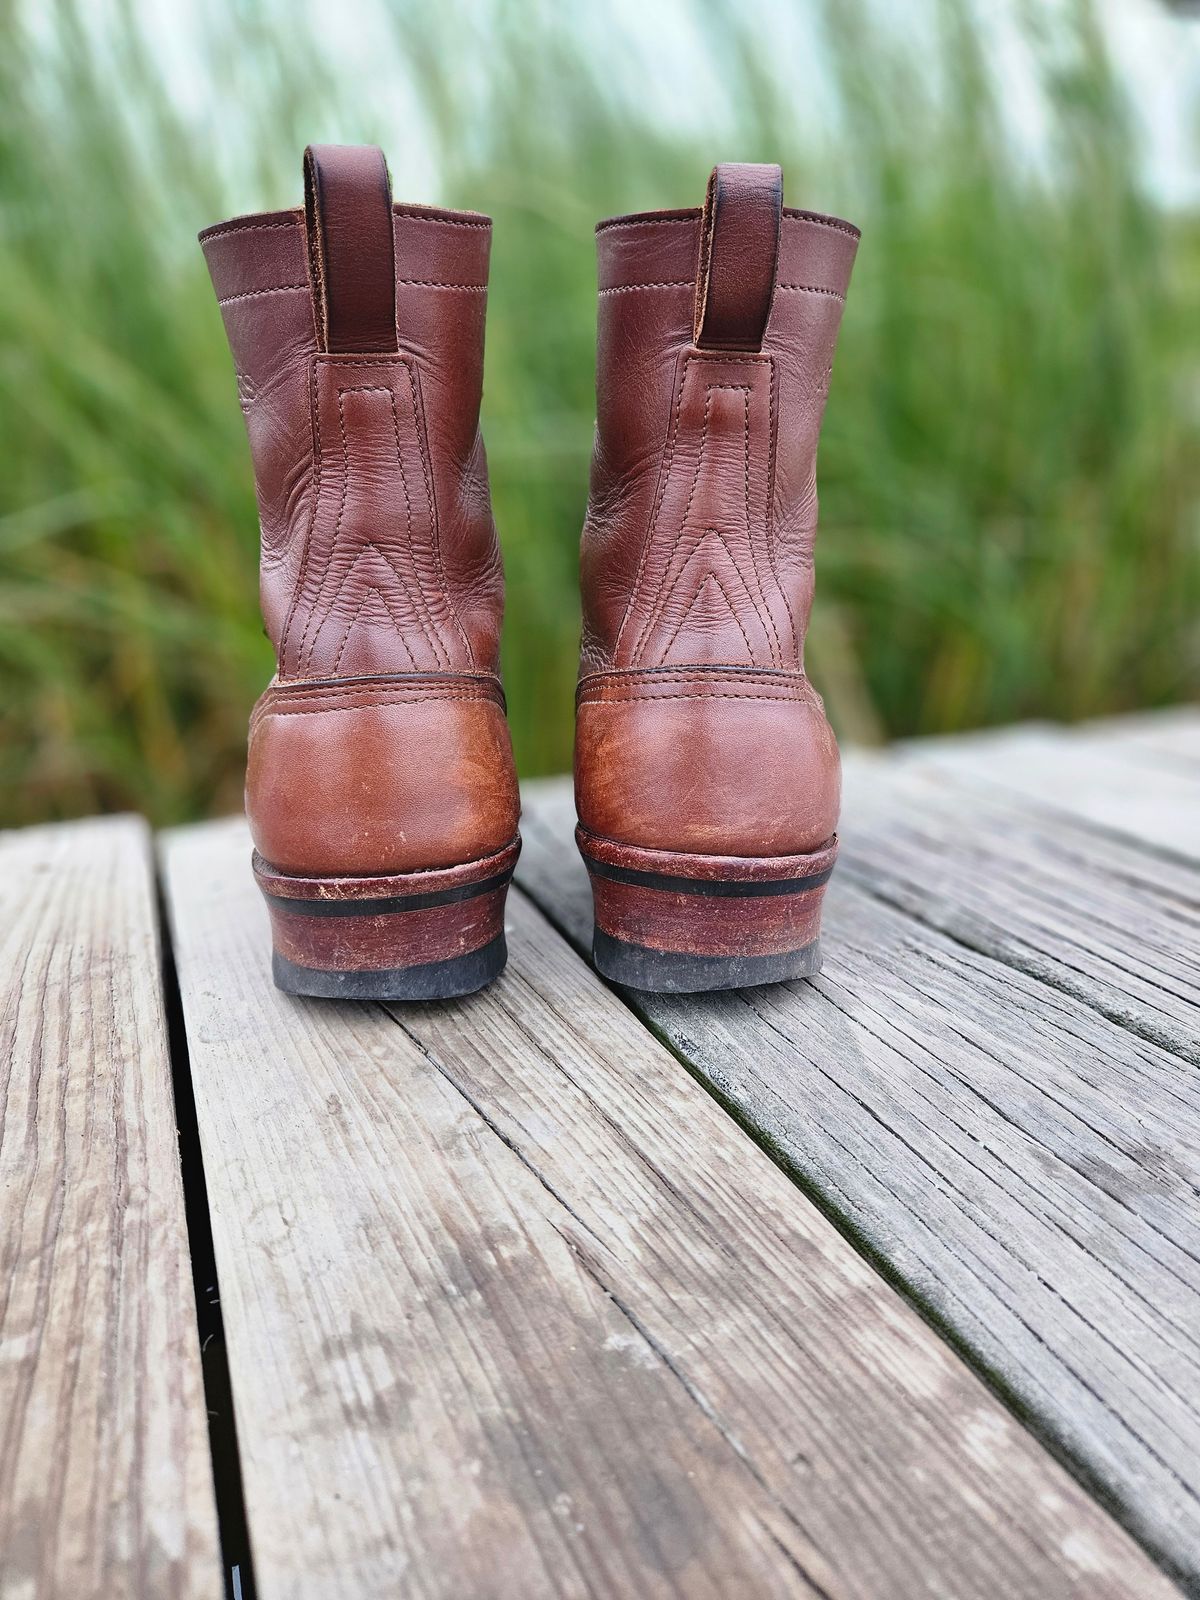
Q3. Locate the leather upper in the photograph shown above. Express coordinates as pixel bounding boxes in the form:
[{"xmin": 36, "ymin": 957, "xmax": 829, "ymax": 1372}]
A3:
[
  {"xmin": 201, "ymin": 146, "xmax": 518, "ymax": 875},
  {"xmin": 575, "ymin": 165, "xmax": 859, "ymax": 856}
]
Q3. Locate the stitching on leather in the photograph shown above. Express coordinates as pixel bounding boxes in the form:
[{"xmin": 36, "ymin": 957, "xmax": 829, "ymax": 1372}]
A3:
[
  {"xmin": 298, "ymin": 383, "xmax": 358, "ymax": 667},
  {"xmin": 331, "ymin": 590, "xmax": 414, "ymax": 675},
  {"xmin": 656, "ymin": 568, "xmax": 755, "ymax": 668},
  {"xmin": 630, "ymin": 376, "xmax": 783, "ymax": 669},
  {"xmin": 396, "ymin": 279, "xmax": 488, "ymax": 290},
  {"xmin": 580, "ymin": 691, "xmax": 810, "ymax": 704},
  {"xmin": 331, "ymin": 584, "xmax": 419, "ymax": 676},
  {"xmin": 405, "ymin": 361, "xmax": 475, "ymax": 669},
  {"xmin": 288, "ymin": 360, "xmax": 473, "ymax": 669},
  {"xmin": 595, "ymin": 216, "xmax": 697, "ymax": 233},
  {"xmin": 676, "ymin": 352, "xmax": 771, "ymax": 367},
  {"xmin": 757, "ymin": 372, "xmax": 793, "ymax": 661},
  {"xmin": 617, "ymin": 354, "xmax": 698, "ymax": 663},
  {"xmin": 251, "ymin": 680, "xmax": 499, "ymax": 723},
  {"xmin": 294, "ymin": 379, "xmax": 358, "ymax": 669},
  {"xmin": 594, "ymin": 209, "xmax": 858, "ymax": 238},
  {"xmin": 257, "ymin": 691, "xmax": 492, "ymax": 719},
  {"xmin": 217, "ymin": 283, "xmax": 308, "ymax": 305},
  {"xmin": 646, "ymin": 526, "xmax": 759, "ymax": 668},
  {"xmin": 709, "ymin": 382, "xmax": 785, "ymax": 667},
  {"xmin": 777, "ymin": 284, "xmax": 845, "ymax": 299},
  {"xmin": 285, "ymin": 361, "xmax": 466, "ymax": 676},
  {"xmin": 201, "ymin": 218, "xmax": 299, "ymax": 242},
  {"xmin": 577, "ymin": 678, "xmax": 811, "ymax": 703},
  {"xmin": 597, "ymin": 281, "xmax": 693, "ymax": 294},
  {"xmin": 628, "ymin": 389, "xmax": 709, "ymax": 661},
  {"xmin": 733, "ymin": 383, "xmax": 784, "ymax": 666},
  {"xmin": 318, "ymin": 538, "xmax": 435, "ymax": 655},
  {"xmin": 612, "ymin": 350, "xmax": 773, "ymax": 665},
  {"xmin": 695, "ymin": 530, "xmax": 759, "ymax": 651},
  {"xmin": 266, "ymin": 679, "xmax": 495, "ymax": 697},
  {"xmin": 392, "ymin": 208, "xmax": 489, "ymax": 229},
  {"xmin": 262, "ymin": 686, "xmax": 493, "ymax": 708},
  {"xmin": 783, "ymin": 211, "xmax": 860, "ymax": 240},
  {"xmin": 382, "ymin": 384, "xmax": 451, "ymax": 669},
  {"xmin": 582, "ymin": 664, "xmax": 808, "ymax": 683},
  {"xmin": 278, "ymin": 357, "xmax": 324, "ymax": 669},
  {"xmin": 762, "ymin": 355, "xmax": 795, "ymax": 657},
  {"xmin": 306, "ymin": 386, "xmax": 448, "ymax": 672},
  {"xmin": 260, "ymin": 676, "xmax": 501, "ymax": 705}
]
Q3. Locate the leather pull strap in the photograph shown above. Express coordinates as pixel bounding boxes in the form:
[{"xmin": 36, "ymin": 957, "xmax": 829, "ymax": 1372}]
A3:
[
  {"xmin": 303, "ymin": 144, "xmax": 398, "ymax": 354},
  {"xmin": 693, "ymin": 162, "xmax": 783, "ymax": 352}
]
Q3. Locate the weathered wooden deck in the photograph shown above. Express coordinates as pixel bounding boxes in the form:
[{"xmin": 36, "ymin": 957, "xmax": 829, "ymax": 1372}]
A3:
[{"xmin": 2, "ymin": 711, "xmax": 1198, "ymax": 1600}]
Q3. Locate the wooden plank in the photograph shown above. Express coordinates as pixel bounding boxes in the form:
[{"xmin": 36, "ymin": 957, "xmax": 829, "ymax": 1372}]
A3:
[
  {"xmin": 838, "ymin": 757, "xmax": 1200, "ymax": 1064},
  {"xmin": 161, "ymin": 816, "xmax": 1176, "ymax": 1600},
  {"xmin": 519, "ymin": 774, "xmax": 1200, "ymax": 1591},
  {"xmin": 1062, "ymin": 709, "xmax": 1200, "ymax": 769},
  {"xmin": 899, "ymin": 717, "xmax": 1200, "ymax": 860},
  {"xmin": 0, "ymin": 817, "xmax": 221, "ymax": 1600}
]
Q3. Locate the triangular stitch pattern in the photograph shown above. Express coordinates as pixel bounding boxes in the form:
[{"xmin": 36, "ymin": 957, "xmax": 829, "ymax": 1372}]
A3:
[
  {"xmin": 626, "ymin": 372, "xmax": 787, "ymax": 670},
  {"xmin": 296, "ymin": 381, "xmax": 456, "ymax": 675},
  {"xmin": 656, "ymin": 565, "xmax": 757, "ymax": 668}
]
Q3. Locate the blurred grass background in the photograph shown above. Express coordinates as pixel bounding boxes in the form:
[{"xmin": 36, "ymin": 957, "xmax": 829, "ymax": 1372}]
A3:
[{"xmin": 0, "ymin": 0, "xmax": 1197, "ymax": 826}]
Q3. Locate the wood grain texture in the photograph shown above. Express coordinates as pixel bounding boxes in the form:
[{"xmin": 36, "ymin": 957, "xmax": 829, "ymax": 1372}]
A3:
[
  {"xmin": 0, "ymin": 817, "xmax": 221, "ymax": 1600},
  {"xmin": 899, "ymin": 715, "xmax": 1200, "ymax": 860},
  {"xmin": 838, "ymin": 756, "xmax": 1200, "ymax": 1063},
  {"xmin": 161, "ymin": 815, "xmax": 1175, "ymax": 1600},
  {"xmin": 518, "ymin": 770, "xmax": 1200, "ymax": 1593}
]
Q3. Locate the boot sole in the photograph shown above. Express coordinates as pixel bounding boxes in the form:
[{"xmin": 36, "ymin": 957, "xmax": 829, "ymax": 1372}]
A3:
[
  {"xmin": 254, "ymin": 837, "xmax": 520, "ymax": 1002},
  {"xmin": 576, "ymin": 824, "xmax": 835, "ymax": 995}
]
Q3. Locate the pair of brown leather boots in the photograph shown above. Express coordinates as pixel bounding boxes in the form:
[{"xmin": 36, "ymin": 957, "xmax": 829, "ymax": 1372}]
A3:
[{"xmin": 201, "ymin": 145, "xmax": 858, "ymax": 1000}]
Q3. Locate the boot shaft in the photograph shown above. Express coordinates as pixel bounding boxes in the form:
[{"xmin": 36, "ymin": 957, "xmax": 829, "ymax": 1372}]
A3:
[
  {"xmin": 580, "ymin": 166, "xmax": 858, "ymax": 677},
  {"xmin": 200, "ymin": 146, "xmax": 503, "ymax": 681},
  {"xmin": 574, "ymin": 165, "xmax": 859, "ymax": 989},
  {"xmin": 200, "ymin": 147, "xmax": 519, "ymax": 911}
]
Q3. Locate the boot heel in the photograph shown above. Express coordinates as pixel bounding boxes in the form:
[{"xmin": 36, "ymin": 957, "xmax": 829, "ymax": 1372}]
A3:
[
  {"xmin": 254, "ymin": 838, "xmax": 520, "ymax": 1001},
  {"xmin": 577, "ymin": 826, "xmax": 835, "ymax": 994}
]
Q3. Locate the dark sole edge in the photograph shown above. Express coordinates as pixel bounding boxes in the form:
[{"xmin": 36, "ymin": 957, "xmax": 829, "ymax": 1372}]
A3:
[
  {"xmin": 592, "ymin": 929, "xmax": 822, "ymax": 994},
  {"xmin": 262, "ymin": 867, "xmax": 513, "ymax": 918},
  {"xmin": 585, "ymin": 858, "xmax": 834, "ymax": 898},
  {"xmin": 273, "ymin": 933, "xmax": 507, "ymax": 1002}
]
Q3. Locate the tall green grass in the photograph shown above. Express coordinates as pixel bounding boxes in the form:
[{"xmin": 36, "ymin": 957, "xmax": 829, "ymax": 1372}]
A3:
[{"xmin": 1, "ymin": 0, "xmax": 1196, "ymax": 825}]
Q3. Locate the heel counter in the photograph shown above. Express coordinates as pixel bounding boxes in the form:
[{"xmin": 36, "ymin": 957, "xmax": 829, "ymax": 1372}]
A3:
[
  {"xmin": 574, "ymin": 668, "xmax": 839, "ymax": 857},
  {"xmin": 247, "ymin": 676, "xmax": 519, "ymax": 876}
]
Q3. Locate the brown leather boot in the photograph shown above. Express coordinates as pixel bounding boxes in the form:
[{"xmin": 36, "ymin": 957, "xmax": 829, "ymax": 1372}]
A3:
[
  {"xmin": 201, "ymin": 145, "xmax": 520, "ymax": 1000},
  {"xmin": 574, "ymin": 163, "xmax": 859, "ymax": 992}
]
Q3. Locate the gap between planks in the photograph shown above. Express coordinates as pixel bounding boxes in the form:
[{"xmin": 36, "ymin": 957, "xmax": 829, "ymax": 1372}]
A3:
[
  {"xmin": 0, "ymin": 816, "xmax": 222, "ymax": 1600},
  {"xmin": 160, "ymin": 813, "xmax": 1176, "ymax": 1600},
  {"xmin": 517, "ymin": 739, "xmax": 1200, "ymax": 1596}
]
